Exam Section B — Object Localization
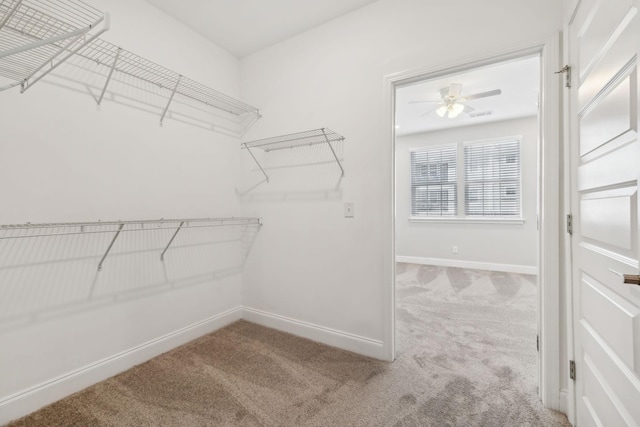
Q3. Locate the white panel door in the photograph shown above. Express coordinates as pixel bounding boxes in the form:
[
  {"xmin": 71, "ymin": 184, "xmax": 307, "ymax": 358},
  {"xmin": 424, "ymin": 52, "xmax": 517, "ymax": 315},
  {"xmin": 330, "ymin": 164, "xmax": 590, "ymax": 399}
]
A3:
[{"xmin": 568, "ymin": 0, "xmax": 640, "ymax": 425}]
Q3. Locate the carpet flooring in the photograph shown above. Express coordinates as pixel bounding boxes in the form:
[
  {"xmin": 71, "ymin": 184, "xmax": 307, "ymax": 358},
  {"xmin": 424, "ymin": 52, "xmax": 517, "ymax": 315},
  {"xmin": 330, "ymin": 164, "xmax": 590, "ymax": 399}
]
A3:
[{"xmin": 7, "ymin": 264, "xmax": 570, "ymax": 426}]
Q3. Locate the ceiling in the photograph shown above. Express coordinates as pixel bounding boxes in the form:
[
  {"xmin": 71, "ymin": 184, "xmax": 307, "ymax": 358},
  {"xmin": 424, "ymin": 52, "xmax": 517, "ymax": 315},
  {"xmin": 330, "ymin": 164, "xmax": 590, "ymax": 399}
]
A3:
[
  {"xmin": 395, "ymin": 55, "xmax": 540, "ymax": 136},
  {"xmin": 146, "ymin": 0, "xmax": 378, "ymax": 58}
]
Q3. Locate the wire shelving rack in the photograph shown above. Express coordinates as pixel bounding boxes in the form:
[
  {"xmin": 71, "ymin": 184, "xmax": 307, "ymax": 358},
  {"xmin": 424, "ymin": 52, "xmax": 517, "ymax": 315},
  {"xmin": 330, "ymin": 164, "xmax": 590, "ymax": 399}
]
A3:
[
  {"xmin": 0, "ymin": 217, "xmax": 262, "ymax": 271},
  {"xmin": 0, "ymin": 0, "xmax": 109, "ymax": 92},
  {"xmin": 241, "ymin": 128, "xmax": 345, "ymax": 182},
  {"xmin": 73, "ymin": 38, "xmax": 261, "ymax": 133}
]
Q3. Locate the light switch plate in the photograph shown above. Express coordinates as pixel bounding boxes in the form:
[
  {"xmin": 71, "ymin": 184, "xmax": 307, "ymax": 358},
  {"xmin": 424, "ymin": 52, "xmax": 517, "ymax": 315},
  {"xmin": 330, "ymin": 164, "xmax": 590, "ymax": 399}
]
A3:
[{"xmin": 344, "ymin": 201, "xmax": 355, "ymax": 218}]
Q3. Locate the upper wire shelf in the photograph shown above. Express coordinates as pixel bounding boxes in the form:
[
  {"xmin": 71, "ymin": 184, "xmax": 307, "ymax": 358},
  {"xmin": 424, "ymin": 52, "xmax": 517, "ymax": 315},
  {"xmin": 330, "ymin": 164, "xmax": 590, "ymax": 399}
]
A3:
[
  {"xmin": 0, "ymin": 0, "xmax": 109, "ymax": 92},
  {"xmin": 241, "ymin": 128, "xmax": 345, "ymax": 182},
  {"xmin": 74, "ymin": 38, "xmax": 261, "ymax": 131}
]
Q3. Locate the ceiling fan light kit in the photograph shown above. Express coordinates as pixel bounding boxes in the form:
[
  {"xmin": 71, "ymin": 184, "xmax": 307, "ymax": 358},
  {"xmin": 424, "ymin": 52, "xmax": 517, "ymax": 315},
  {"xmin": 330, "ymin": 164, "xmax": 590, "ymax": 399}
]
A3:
[
  {"xmin": 414, "ymin": 83, "xmax": 502, "ymax": 119},
  {"xmin": 436, "ymin": 102, "xmax": 465, "ymax": 118}
]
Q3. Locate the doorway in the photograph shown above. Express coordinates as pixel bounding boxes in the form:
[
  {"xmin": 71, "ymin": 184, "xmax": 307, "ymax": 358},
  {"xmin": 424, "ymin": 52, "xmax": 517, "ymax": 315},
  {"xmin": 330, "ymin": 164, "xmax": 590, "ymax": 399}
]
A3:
[
  {"xmin": 384, "ymin": 37, "xmax": 564, "ymax": 412},
  {"xmin": 394, "ymin": 52, "xmax": 543, "ymax": 405}
]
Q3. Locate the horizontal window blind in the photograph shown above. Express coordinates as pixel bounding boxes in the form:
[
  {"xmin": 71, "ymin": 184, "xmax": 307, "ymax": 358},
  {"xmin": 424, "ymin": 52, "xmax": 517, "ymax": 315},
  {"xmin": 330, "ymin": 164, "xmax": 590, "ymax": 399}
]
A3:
[
  {"xmin": 464, "ymin": 140, "xmax": 520, "ymax": 217},
  {"xmin": 411, "ymin": 146, "xmax": 457, "ymax": 217}
]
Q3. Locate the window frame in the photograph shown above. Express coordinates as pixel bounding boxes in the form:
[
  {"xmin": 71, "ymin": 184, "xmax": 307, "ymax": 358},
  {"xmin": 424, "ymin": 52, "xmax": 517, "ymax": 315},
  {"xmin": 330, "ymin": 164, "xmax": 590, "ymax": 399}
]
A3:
[
  {"xmin": 409, "ymin": 144, "xmax": 458, "ymax": 218},
  {"xmin": 408, "ymin": 135, "xmax": 525, "ymax": 224}
]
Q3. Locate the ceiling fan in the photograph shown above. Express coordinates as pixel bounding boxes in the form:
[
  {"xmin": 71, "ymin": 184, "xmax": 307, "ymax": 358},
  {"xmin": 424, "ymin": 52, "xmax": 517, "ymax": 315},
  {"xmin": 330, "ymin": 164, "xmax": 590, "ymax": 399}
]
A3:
[{"xmin": 411, "ymin": 83, "xmax": 502, "ymax": 118}]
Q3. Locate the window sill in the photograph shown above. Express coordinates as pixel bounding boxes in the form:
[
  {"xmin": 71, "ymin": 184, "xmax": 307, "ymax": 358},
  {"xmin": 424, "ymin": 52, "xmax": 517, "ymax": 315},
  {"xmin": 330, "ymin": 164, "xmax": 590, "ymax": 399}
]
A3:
[{"xmin": 409, "ymin": 217, "xmax": 526, "ymax": 225}]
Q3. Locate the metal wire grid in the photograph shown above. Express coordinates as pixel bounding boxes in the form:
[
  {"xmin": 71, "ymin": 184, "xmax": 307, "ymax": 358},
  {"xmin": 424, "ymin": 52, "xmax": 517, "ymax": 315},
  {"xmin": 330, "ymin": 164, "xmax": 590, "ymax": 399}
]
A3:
[
  {"xmin": 75, "ymin": 38, "xmax": 260, "ymax": 117},
  {"xmin": 0, "ymin": 217, "xmax": 262, "ymax": 240},
  {"xmin": 1, "ymin": 0, "xmax": 102, "ymax": 39},
  {"xmin": 242, "ymin": 128, "xmax": 345, "ymax": 152},
  {"xmin": 0, "ymin": 0, "xmax": 105, "ymax": 85}
]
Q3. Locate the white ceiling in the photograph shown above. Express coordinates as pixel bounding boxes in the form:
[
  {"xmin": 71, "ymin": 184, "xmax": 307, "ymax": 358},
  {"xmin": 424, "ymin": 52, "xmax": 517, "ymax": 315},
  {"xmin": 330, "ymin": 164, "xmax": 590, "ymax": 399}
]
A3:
[
  {"xmin": 396, "ymin": 55, "xmax": 541, "ymax": 136},
  {"xmin": 146, "ymin": 0, "xmax": 378, "ymax": 58}
]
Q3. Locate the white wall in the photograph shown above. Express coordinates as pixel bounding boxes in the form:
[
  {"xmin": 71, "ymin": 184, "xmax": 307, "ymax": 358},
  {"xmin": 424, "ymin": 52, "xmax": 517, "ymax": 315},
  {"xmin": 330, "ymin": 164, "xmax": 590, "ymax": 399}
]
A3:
[
  {"xmin": 0, "ymin": 0, "xmax": 247, "ymax": 422},
  {"xmin": 239, "ymin": 0, "xmax": 562, "ymax": 360},
  {"xmin": 395, "ymin": 117, "xmax": 539, "ymax": 273}
]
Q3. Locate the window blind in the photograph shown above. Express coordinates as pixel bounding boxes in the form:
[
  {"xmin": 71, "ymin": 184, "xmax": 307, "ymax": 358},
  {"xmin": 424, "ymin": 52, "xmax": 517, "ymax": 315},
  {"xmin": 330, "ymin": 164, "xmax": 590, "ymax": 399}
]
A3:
[
  {"xmin": 464, "ymin": 140, "xmax": 521, "ymax": 217},
  {"xmin": 410, "ymin": 146, "xmax": 457, "ymax": 217}
]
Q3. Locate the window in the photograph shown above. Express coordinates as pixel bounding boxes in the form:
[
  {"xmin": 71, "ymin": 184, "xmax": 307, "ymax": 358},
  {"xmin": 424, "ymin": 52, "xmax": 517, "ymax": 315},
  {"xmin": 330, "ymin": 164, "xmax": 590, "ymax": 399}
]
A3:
[
  {"xmin": 409, "ymin": 137, "xmax": 522, "ymax": 221},
  {"xmin": 464, "ymin": 139, "xmax": 520, "ymax": 217},
  {"xmin": 410, "ymin": 146, "xmax": 457, "ymax": 217}
]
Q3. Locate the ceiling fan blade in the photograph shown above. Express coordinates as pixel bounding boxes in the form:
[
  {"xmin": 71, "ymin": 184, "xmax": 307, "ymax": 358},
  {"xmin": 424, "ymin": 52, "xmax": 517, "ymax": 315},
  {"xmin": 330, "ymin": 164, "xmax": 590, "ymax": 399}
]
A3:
[
  {"xmin": 409, "ymin": 100, "xmax": 440, "ymax": 104},
  {"xmin": 419, "ymin": 107, "xmax": 438, "ymax": 117},
  {"xmin": 448, "ymin": 83, "xmax": 463, "ymax": 98},
  {"xmin": 463, "ymin": 105, "xmax": 476, "ymax": 114},
  {"xmin": 462, "ymin": 89, "xmax": 502, "ymax": 101}
]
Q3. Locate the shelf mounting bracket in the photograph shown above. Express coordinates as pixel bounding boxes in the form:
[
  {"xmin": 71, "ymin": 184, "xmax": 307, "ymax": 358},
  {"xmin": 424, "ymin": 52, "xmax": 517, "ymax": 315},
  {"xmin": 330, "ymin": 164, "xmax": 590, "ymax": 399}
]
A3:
[
  {"xmin": 97, "ymin": 223, "xmax": 124, "ymax": 272},
  {"xmin": 97, "ymin": 47, "xmax": 121, "ymax": 105},
  {"xmin": 21, "ymin": 14, "xmax": 111, "ymax": 93},
  {"xmin": 160, "ymin": 75, "xmax": 182, "ymax": 126},
  {"xmin": 160, "ymin": 221, "xmax": 184, "ymax": 261},
  {"xmin": 321, "ymin": 128, "xmax": 344, "ymax": 177},
  {"xmin": 243, "ymin": 143, "xmax": 269, "ymax": 182}
]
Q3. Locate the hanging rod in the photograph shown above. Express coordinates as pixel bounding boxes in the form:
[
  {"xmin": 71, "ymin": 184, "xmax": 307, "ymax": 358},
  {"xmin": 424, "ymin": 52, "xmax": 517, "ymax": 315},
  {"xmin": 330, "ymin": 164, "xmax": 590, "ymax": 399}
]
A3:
[
  {"xmin": 73, "ymin": 38, "xmax": 261, "ymax": 124},
  {"xmin": 241, "ymin": 128, "xmax": 346, "ymax": 182},
  {"xmin": 0, "ymin": 0, "xmax": 110, "ymax": 92}
]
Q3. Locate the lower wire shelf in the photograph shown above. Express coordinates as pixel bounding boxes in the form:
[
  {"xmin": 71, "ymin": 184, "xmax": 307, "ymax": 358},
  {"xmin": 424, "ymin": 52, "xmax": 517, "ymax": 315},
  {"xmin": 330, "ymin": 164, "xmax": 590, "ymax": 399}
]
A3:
[{"xmin": 0, "ymin": 217, "xmax": 262, "ymax": 271}]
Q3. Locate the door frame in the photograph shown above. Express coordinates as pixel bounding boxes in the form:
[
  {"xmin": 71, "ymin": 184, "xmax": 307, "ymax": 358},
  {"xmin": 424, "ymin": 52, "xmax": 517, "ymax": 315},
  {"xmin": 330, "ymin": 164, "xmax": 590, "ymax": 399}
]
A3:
[{"xmin": 382, "ymin": 34, "xmax": 565, "ymax": 411}]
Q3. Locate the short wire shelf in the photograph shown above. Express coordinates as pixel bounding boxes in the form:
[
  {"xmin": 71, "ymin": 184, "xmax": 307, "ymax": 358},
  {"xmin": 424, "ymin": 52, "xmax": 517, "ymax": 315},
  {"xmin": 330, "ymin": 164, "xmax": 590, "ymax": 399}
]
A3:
[
  {"xmin": 0, "ymin": 217, "xmax": 262, "ymax": 270},
  {"xmin": 241, "ymin": 128, "xmax": 345, "ymax": 182},
  {"xmin": 0, "ymin": 0, "xmax": 109, "ymax": 92}
]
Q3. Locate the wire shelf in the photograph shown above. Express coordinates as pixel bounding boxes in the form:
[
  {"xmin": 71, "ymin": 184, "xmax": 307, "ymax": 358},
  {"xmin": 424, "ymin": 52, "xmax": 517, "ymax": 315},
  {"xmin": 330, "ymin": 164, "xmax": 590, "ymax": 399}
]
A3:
[
  {"xmin": 0, "ymin": 217, "xmax": 262, "ymax": 271},
  {"xmin": 0, "ymin": 217, "xmax": 262, "ymax": 239},
  {"xmin": 241, "ymin": 128, "xmax": 345, "ymax": 182},
  {"xmin": 242, "ymin": 128, "xmax": 345, "ymax": 152},
  {"xmin": 73, "ymin": 38, "xmax": 260, "ymax": 129},
  {"xmin": 0, "ymin": 0, "xmax": 109, "ymax": 91}
]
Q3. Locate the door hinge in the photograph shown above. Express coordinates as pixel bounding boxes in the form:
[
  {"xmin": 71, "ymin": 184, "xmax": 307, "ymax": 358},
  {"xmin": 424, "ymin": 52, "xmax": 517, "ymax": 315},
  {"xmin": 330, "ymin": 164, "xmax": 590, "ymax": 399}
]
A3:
[
  {"xmin": 556, "ymin": 65, "xmax": 572, "ymax": 88},
  {"xmin": 570, "ymin": 360, "xmax": 576, "ymax": 381},
  {"xmin": 566, "ymin": 214, "xmax": 573, "ymax": 235},
  {"xmin": 537, "ymin": 335, "xmax": 539, "ymax": 352}
]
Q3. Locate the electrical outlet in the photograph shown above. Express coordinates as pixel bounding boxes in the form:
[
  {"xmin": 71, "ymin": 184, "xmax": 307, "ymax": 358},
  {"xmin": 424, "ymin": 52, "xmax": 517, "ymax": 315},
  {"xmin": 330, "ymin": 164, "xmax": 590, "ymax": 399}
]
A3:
[
  {"xmin": 452, "ymin": 245, "xmax": 458, "ymax": 254},
  {"xmin": 344, "ymin": 202, "xmax": 355, "ymax": 218}
]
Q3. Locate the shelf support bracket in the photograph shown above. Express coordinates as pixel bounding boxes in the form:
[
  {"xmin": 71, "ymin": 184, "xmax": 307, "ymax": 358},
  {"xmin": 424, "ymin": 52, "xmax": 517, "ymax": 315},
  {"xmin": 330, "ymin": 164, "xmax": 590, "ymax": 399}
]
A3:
[
  {"xmin": 0, "ymin": 0, "xmax": 23, "ymax": 31},
  {"xmin": 0, "ymin": 25, "xmax": 91, "ymax": 60},
  {"xmin": 97, "ymin": 223, "xmax": 124, "ymax": 272},
  {"xmin": 21, "ymin": 14, "xmax": 110, "ymax": 93},
  {"xmin": 321, "ymin": 128, "xmax": 344, "ymax": 177},
  {"xmin": 160, "ymin": 75, "xmax": 181, "ymax": 126},
  {"xmin": 160, "ymin": 221, "xmax": 184, "ymax": 261},
  {"xmin": 243, "ymin": 143, "xmax": 269, "ymax": 182},
  {"xmin": 97, "ymin": 47, "xmax": 121, "ymax": 105}
]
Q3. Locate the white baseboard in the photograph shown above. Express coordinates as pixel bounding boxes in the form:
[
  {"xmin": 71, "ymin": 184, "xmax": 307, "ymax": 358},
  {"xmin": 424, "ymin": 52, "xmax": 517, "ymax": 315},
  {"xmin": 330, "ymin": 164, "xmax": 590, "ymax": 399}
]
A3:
[
  {"xmin": 0, "ymin": 307, "xmax": 242, "ymax": 426},
  {"xmin": 559, "ymin": 388, "xmax": 568, "ymax": 416},
  {"xmin": 241, "ymin": 306, "xmax": 388, "ymax": 361},
  {"xmin": 396, "ymin": 256, "xmax": 538, "ymax": 275}
]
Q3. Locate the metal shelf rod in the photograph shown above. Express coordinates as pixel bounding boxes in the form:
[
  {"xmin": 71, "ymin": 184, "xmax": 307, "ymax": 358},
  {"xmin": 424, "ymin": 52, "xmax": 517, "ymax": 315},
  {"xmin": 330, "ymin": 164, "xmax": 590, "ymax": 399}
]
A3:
[
  {"xmin": 97, "ymin": 46, "xmax": 119, "ymax": 105},
  {"xmin": 322, "ymin": 128, "xmax": 344, "ymax": 177},
  {"xmin": 243, "ymin": 143, "xmax": 269, "ymax": 182},
  {"xmin": 160, "ymin": 221, "xmax": 184, "ymax": 261},
  {"xmin": 97, "ymin": 223, "xmax": 123, "ymax": 272},
  {"xmin": 160, "ymin": 74, "xmax": 181, "ymax": 125}
]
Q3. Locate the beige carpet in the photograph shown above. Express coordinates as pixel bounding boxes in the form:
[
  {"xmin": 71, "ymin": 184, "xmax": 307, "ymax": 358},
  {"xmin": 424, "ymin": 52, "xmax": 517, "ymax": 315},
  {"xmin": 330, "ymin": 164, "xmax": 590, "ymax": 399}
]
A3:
[{"xmin": 7, "ymin": 265, "xmax": 570, "ymax": 426}]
